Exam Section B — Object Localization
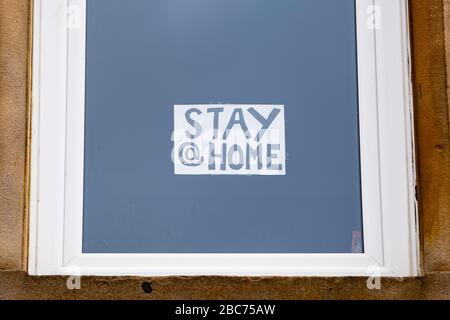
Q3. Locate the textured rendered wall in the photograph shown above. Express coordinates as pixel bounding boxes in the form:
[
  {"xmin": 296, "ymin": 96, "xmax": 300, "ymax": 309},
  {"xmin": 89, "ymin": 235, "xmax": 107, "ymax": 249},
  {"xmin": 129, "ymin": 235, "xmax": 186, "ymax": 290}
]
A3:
[
  {"xmin": 413, "ymin": 0, "xmax": 450, "ymax": 273},
  {"xmin": 0, "ymin": 0, "xmax": 29, "ymax": 272},
  {"xmin": 0, "ymin": 0, "xmax": 449, "ymax": 299}
]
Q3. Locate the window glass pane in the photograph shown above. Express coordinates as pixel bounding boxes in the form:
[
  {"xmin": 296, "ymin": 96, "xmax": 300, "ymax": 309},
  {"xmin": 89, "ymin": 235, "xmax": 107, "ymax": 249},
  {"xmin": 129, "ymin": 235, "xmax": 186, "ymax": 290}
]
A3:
[{"xmin": 82, "ymin": 0, "xmax": 363, "ymax": 253}]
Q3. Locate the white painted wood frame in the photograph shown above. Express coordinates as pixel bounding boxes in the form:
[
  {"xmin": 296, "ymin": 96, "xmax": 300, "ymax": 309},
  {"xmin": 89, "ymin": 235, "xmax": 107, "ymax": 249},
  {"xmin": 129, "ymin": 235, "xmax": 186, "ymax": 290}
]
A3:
[{"xmin": 28, "ymin": 0, "xmax": 419, "ymax": 277}]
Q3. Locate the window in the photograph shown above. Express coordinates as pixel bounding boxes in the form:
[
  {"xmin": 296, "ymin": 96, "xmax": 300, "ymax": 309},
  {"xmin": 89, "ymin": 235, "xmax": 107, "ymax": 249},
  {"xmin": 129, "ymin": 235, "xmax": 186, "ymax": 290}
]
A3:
[{"xmin": 29, "ymin": 0, "xmax": 419, "ymax": 276}]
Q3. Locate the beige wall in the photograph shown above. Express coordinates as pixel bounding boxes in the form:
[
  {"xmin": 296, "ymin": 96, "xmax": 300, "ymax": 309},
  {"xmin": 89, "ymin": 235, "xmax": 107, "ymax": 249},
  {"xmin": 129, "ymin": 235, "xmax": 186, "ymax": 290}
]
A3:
[
  {"xmin": 0, "ymin": 0, "xmax": 29, "ymax": 272},
  {"xmin": 0, "ymin": 0, "xmax": 449, "ymax": 299},
  {"xmin": 413, "ymin": 0, "xmax": 450, "ymax": 274}
]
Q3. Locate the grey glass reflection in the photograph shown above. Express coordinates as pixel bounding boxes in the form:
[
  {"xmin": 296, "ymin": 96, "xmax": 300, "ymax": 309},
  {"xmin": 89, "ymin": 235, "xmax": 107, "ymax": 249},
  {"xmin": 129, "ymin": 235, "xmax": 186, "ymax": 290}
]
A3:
[{"xmin": 82, "ymin": 0, "xmax": 363, "ymax": 253}]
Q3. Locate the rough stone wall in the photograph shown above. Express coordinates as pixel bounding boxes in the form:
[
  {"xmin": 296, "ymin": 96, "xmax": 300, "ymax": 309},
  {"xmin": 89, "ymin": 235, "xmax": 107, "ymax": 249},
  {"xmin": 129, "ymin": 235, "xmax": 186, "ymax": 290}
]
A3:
[
  {"xmin": 0, "ymin": 0, "xmax": 449, "ymax": 299},
  {"xmin": 412, "ymin": 0, "xmax": 450, "ymax": 273},
  {"xmin": 0, "ymin": 0, "xmax": 29, "ymax": 272}
]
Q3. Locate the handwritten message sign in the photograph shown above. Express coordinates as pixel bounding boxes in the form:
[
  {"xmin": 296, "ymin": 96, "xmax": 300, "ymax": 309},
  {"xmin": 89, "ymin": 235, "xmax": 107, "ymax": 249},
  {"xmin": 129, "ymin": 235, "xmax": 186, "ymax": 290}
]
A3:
[{"xmin": 174, "ymin": 105, "xmax": 286, "ymax": 175}]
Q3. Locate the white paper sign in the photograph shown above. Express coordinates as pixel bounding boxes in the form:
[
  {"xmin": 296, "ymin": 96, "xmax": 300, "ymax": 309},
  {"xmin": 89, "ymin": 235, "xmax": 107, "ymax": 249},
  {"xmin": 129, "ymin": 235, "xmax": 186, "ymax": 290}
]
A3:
[{"xmin": 173, "ymin": 105, "xmax": 286, "ymax": 175}]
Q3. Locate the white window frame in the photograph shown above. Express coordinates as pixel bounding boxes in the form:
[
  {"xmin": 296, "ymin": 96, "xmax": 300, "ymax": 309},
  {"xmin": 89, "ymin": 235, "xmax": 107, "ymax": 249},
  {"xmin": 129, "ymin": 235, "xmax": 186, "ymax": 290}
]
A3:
[{"xmin": 28, "ymin": 0, "xmax": 420, "ymax": 277}]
